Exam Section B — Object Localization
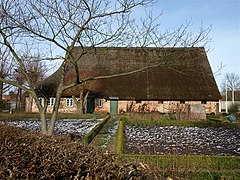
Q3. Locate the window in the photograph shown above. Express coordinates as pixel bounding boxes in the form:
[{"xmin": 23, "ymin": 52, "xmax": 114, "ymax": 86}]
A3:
[
  {"xmin": 39, "ymin": 98, "xmax": 43, "ymax": 106},
  {"xmin": 98, "ymin": 99, "xmax": 103, "ymax": 108},
  {"xmin": 180, "ymin": 100, "xmax": 185, "ymax": 104},
  {"xmin": 201, "ymin": 101, "xmax": 207, "ymax": 104},
  {"xmin": 158, "ymin": 101, "xmax": 163, "ymax": 104},
  {"xmin": 35, "ymin": 98, "xmax": 43, "ymax": 107},
  {"xmin": 66, "ymin": 98, "xmax": 74, "ymax": 107},
  {"xmin": 48, "ymin": 98, "xmax": 55, "ymax": 106},
  {"xmin": 136, "ymin": 100, "xmax": 141, "ymax": 104}
]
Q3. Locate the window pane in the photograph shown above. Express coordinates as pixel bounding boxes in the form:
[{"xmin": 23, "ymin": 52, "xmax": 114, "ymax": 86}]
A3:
[{"xmin": 66, "ymin": 98, "xmax": 73, "ymax": 107}]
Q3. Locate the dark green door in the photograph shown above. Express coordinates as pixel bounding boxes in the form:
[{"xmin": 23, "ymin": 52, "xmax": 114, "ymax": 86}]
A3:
[
  {"xmin": 110, "ymin": 100, "xmax": 118, "ymax": 115},
  {"xmin": 87, "ymin": 96, "xmax": 95, "ymax": 113}
]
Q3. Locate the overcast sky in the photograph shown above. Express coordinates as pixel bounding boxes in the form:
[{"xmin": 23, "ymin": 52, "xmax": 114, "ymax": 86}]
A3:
[{"xmin": 149, "ymin": 0, "xmax": 239, "ymax": 88}]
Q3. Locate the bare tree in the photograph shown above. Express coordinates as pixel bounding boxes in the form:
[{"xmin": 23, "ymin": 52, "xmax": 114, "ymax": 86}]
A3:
[
  {"xmin": 64, "ymin": 69, "xmax": 102, "ymax": 114},
  {"xmin": 12, "ymin": 68, "xmax": 25, "ymax": 110},
  {"xmin": 0, "ymin": 0, "xmax": 211, "ymax": 135},
  {"xmin": 24, "ymin": 55, "xmax": 48, "ymax": 112},
  {"xmin": 0, "ymin": 44, "xmax": 15, "ymax": 99},
  {"xmin": 221, "ymin": 72, "xmax": 240, "ymax": 102}
]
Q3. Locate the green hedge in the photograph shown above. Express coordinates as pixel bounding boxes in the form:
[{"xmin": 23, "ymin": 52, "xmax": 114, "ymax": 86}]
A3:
[
  {"xmin": 0, "ymin": 112, "xmax": 105, "ymax": 121},
  {"xmin": 81, "ymin": 114, "xmax": 111, "ymax": 144},
  {"xmin": 122, "ymin": 118, "xmax": 240, "ymax": 129},
  {"xmin": 115, "ymin": 120, "xmax": 124, "ymax": 154},
  {"xmin": 118, "ymin": 154, "xmax": 240, "ymax": 179}
]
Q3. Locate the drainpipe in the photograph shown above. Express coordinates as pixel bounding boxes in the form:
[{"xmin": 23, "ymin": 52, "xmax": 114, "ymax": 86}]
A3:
[
  {"xmin": 232, "ymin": 88, "xmax": 234, "ymax": 103},
  {"xmin": 219, "ymin": 100, "xmax": 221, "ymax": 114}
]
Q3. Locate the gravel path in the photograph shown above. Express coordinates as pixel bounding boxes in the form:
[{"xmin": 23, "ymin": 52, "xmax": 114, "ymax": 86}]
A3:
[{"xmin": 124, "ymin": 126, "xmax": 240, "ymax": 156}]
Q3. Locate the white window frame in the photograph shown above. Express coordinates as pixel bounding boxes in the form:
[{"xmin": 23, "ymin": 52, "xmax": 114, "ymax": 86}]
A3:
[
  {"xmin": 98, "ymin": 99, "xmax": 103, "ymax": 108},
  {"xmin": 39, "ymin": 98, "xmax": 43, "ymax": 106},
  {"xmin": 48, "ymin": 98, "xmax": 55, "ymax": 107},
  {"xmin": 35, "ymin": 98, "xmax": 43, "ymax": 107},
  {"xmin": 66, "ymin": 98, "xmax": 74, "ymax": 107}
]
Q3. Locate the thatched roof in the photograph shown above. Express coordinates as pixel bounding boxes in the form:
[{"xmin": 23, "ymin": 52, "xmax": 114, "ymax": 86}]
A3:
[{"xmin": 38, "ymin": 47, "xmax": 221, "ymax": 101}]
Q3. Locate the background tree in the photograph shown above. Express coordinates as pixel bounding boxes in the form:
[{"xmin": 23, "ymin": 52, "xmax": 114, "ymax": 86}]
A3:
[
  {"xmin": 24, "ymin": 54, "xmax": 48, "ymax": 112},
  {"xmin": 0, "ymin": 0, "xmax": 210, "ymax": 135},
  {"xmin": 12, "ymin": 54, "xmax": 47, "ymax": 111},
  {"xmin": 221, "ymin": 72, "xmax": 240, "ymax": 102},
  {"xmin": 0, "ymin": 44, "xmax": 14, "ymax": 100},
  {"xmin": 13, "ymin": 68, "xmax": 25, "ymax": 110}
]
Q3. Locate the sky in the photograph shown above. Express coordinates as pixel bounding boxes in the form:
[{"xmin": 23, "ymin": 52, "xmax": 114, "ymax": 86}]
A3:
[
  {"xmin": 149, "ymin": 0, "xmax": 240, "ymax": 89},
  {"xmin": 44, "ymin": 0, "xmax": 239, "ymax": 91}
]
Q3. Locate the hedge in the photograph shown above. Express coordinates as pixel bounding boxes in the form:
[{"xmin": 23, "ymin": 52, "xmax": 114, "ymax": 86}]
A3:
[
  {"xmin": 115, "ymin": 120, "xmax": 124, "ymax": 154},
  {"xmin": 81, "ymin": 114, "xmax": 111, "ymax": 144}
]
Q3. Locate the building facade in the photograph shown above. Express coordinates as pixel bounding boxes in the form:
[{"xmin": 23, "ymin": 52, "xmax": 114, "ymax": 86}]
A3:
[{"xmin": 27, "ymin": 47, "xmax": 221, "ymax": 118}]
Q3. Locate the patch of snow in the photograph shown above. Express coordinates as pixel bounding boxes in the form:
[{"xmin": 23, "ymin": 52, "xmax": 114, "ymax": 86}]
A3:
[
  {"xmin": 0, "ymin": 119, "xmax": 103, "ymax": 137},
  {"xmin": 124, "ymin": 126, "xmax": 240, "ymax": 156}
]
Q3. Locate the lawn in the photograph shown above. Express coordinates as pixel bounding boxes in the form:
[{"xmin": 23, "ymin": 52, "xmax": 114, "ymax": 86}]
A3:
[{"xmin": 0, "ymin": 111, "xmax": 105, "ymax": 120}]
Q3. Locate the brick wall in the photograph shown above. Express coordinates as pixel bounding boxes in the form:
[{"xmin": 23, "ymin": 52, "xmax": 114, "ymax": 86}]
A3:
[
  {"xmin": 94, "ymin": 99, "xmax": 219, "ymax": 115},
  {"xmin": 26, "ymin": 97, "xmax": 219, "ymax": 115}
]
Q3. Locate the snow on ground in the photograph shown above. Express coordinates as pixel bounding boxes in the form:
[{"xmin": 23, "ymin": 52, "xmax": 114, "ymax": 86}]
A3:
[
  {"xmin": 2, "ymin": 119, "xmax": 240, "ymax": 156},
  {"xmin": 124, "ymin": 126, "xmax": 240, "ymax": 156},
  {"xmin": 0, "ymin": 119, "xmax": 103, "ymax": 137}
]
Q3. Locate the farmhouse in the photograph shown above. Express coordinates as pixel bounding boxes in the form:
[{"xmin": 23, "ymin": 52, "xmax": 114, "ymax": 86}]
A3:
[{"xmin": 26, "ymin": 47, "xmax": 221, "ymax": 118}]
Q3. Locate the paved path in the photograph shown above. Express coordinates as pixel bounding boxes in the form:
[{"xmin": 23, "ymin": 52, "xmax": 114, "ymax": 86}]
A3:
[{"xmin": 90, "ymin": 116, "xmax": 119, "ymax": 152}]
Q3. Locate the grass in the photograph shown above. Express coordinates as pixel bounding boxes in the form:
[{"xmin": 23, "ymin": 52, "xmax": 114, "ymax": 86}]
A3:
[
  {"xmin": 119, "ymin": 154, "xmax": 240, "ymax": 171},
  {"xmin": 0, "ymin": 112, "xmax": 106, "ymax": 121},
  {"xmin": 117, "ymin": 154, "xmax": 240, "ymax": 179},
  {"xmin": 121, "ymin": 116, "xmax": 240, "ymax": 129}
]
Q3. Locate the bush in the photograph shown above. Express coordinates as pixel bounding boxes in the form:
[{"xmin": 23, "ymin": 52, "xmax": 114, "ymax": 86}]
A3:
[
  {"xmin": 0, "ymin": 99, "xmax": 8, "ymax": 110},
  {"xmin": 115, "ymin": 120, "xmax": 124, "ymax": 154},
  {"xmin": 81, "ymin": 114, "xmax": 110, "ymax": 144},
  {"xmin": 0, "ymin": 124, "xmax": 147, "ymax": 179},
  {"xmin": 228, "ymin": 103, "xmax": 239, "ymax": 115}
]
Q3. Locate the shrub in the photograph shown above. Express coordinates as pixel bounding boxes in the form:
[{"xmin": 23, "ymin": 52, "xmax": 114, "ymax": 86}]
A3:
[
  {"xmin": 115, "ymin": 120, "xmax": 124, "ymax": 154},
  {"xmin": 0, "ymin": 124, "xmax": 147, "ymax": 179},
  {"xmin": 228, "ymin": 103, "xmax": 239, "ymax": 115},
  {"xmin": 81, "ymin": 114, "xmax": 110, "ymax": 144},
  {"xmin": 0, "ymin": 99, "xmax": 8, "ymax": 110}
]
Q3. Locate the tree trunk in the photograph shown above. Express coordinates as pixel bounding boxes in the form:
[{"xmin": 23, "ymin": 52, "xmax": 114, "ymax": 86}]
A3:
[
  {"xmin": 47, "ymin": 109, "xmax": 58, "ymax": 135},
  {"xmin": 79, "ymin": 90, "xmax": 84, "ymax": 114},
  {"xmin": 16, "ymin": 88, "xmax": 22, "ymax": 110},
  {"xmin": 0, "ymin": 81, "xmax": 3, "ymax": 100},
  {"xmin": 40, "ymin": 109, "xmax": 47, "ymax": 134},
  {"xmin": 73, "ymin": 90, "xmax": 85, "ymax": 114},
  {"xmin": 34, "ymin": 95, "xmax": 48, "ymax": 135},
  {"xmin": 26, "ymin": 94, "xmax": 33, "ymax": 112},
  {"xmin": 83, "ymin": 91, "xmax": 89, "ymax": 114},
  {"xmin": 47, "ymin": 88, "xmax": 62, "ymax": 135}
]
